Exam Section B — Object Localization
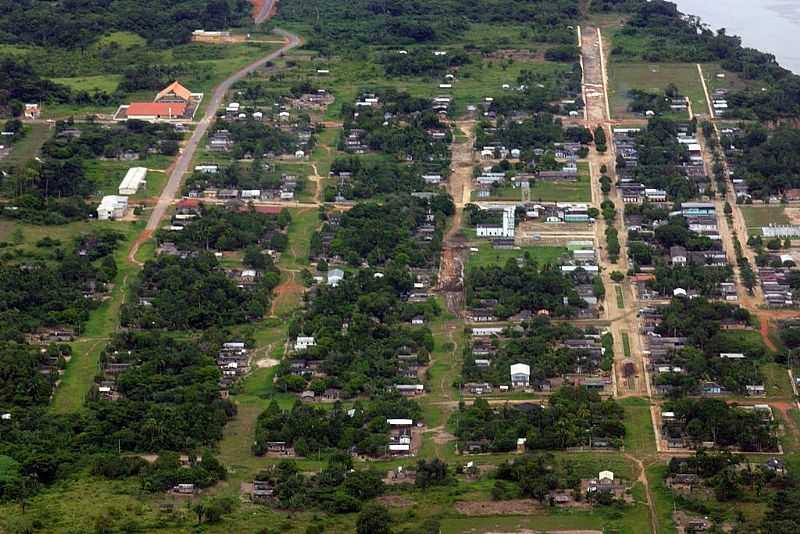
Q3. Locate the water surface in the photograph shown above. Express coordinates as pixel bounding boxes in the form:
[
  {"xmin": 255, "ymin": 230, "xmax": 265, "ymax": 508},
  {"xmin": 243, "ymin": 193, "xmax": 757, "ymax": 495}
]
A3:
[{"xmin": 673, "ymin": 0, "xmax": 800, "ymax": 73}]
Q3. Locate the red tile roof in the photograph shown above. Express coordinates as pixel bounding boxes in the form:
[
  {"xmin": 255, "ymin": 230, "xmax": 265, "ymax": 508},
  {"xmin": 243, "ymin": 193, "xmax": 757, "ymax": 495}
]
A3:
[
  {"xmin": 251, "ymin": 206, "xmax": 282, "ymax": 214},
  {"xmin": 156, "ymin": 81, "xmax": 193, "ymax": 102},
  {"xmin": 127, "ymin": 102, "xmax": 187, "ymax": 118},
  {"xmin": 176, "ymin": 199, "xmax": 201, "ymax": 209}
]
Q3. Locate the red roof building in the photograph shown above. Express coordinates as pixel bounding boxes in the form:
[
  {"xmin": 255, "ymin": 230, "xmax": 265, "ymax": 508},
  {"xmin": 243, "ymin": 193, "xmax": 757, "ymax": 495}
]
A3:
[
  {"xmin": 251, "ymin": 206, "xmax": 282, "ymax": 214},
  {"xmin": 176, "ymin": 198, "xmax": 201, "ymax": 209},
  {"xmin": 127, "ymin": 102, "xmax": 187, "ymax": 120}
]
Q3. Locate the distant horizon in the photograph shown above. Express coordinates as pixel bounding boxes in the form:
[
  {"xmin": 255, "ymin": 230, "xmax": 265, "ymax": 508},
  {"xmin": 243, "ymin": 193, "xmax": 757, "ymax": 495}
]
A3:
[{"xmin": 673, "ymin": 0, "xmax": 800, "ymax": 74}]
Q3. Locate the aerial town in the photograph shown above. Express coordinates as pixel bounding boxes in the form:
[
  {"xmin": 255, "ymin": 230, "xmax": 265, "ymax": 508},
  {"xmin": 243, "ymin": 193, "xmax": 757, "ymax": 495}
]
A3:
[{"xmin": 1, "ymin": 0, "xmax": 800, "ymax": 532}]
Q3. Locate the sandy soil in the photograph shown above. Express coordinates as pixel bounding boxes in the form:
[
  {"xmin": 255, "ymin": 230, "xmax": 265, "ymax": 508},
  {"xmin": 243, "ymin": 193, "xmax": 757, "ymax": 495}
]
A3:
[{"xmin": 255, "ymin": 357, "xmax": 279, "ymax": 368}]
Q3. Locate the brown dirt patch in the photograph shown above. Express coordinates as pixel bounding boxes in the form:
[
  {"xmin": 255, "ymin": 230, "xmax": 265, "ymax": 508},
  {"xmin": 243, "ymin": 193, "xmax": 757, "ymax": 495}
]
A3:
[
  {"xmin": 786, "ymin": 207, "xmax": 800, "ymax": 225},
  {"xmin": 376, "ymin": 495, "xmax": 413, "ymax": 508},
  {"xmin": 455, "ymin": 499, "xmax": 543, "ymax": 516},
  {"xmin": 270, "ymin": 271, "xmax": 304, "ymax": 315}
]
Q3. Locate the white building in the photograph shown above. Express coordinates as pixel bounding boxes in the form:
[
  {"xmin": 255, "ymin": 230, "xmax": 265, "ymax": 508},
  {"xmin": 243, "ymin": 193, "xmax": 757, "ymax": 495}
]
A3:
[
  {"xmin": 195, "ymin": 165, "xmax": 219, "ymax": 174},
  {"xmin": 510, "ymin": 363, "xmax": 530, "ymax": 388},
  {"xmin": 476, "ymin": 206, "xmax": 516, "ymax": 238},
  {"xmin": 294, "ymin": 336, "xmax": 316, "ymax": 351},
  {"xmin": 327, "ymin": 268, "xmax": 344, "ymax": 287},
  {"xmin": 118, "ymin": 166, "xmax": 147, "ymax": 195},
  {"xmin": 97, "ymin": 195, "xmax": 128, "ymax": 220}
]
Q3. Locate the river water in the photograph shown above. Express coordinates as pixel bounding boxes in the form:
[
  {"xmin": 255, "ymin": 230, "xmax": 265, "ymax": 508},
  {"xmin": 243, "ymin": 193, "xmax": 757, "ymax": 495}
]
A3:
[{"xmin": 673, "ymin": 0, "xmax": 800, "ymax": 74}]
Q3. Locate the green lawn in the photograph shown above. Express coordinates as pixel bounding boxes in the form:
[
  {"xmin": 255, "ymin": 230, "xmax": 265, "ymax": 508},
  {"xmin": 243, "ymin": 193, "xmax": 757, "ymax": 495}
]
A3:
[
  {"xmin": 622, "ymin": 332, "xmax": 632, "ymax": 358},
  {"xmin": 82, "ymin": 157, "xmax": 175, "ymax": 198},
  {"xmin": 52, "ymin": 74, "xmax": 122, "ymax": 94},
  {"xmin": 466, "ymin": 242, "xmax": 566, "ymax": 270},
  {"xmin": 615, "ymin": 284, "xmax": 625, "ymax": 309},
  {"xmin": 528, "ymin": 162, "xmax": 592, "ymax": 203},
  {"xmin": 647, "ymin": 463, "xmax": 679, "ymax": 534},
  {"xmin": 621, "ymin": 397, "xmax": 656, "ymax": 457},
  {"xmin": 762, "ymin": 363, "xmax": 795, "ymax": 400},
  {"xmin": 739, "ymin": 205, "xmax": 790, "ymax": 236},
  {"xmin": 608, "ymin": 62, "xmax": 708, "ymax": 119},
  {"xmin": 470, "ymin": 186, "xmax": 522, "ymax": 202}
]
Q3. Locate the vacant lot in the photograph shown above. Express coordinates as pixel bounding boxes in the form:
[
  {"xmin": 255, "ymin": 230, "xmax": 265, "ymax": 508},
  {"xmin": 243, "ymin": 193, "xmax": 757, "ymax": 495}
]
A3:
[
  {"xmin": 608, "ymin": 62, "xmax": 708, "ymax": 119},
  {"xmin": 529, "ymin": 162, "xmax": 592, "ymax": 203},
  {"xmin": 467, "ymin": 243, "xmax": 566, "ymax": 270}
]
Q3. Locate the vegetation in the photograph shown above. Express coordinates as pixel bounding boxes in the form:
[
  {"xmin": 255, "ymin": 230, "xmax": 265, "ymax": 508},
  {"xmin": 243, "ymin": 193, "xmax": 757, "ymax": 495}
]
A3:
[
  {"xmin": 0, "ymin": 0, "xmax": 252, "ymax": 49},
  {"xmin": 455, "ymin": 387, "xmax": 625, "ymax": 451},
  {"xmin": 278, "ymin": 267, "xmax": 440, "ymax": 395},
  {"xmin": 462, "ymin": 318, "xmax": 605, "ymax": 386},
  {"xmin": 121, "ymin": 254, "xmax": 276, "ymax": 330},
  {"xmin": 466, "ymin": 257, "xmax": 584, "ymax": 318}
]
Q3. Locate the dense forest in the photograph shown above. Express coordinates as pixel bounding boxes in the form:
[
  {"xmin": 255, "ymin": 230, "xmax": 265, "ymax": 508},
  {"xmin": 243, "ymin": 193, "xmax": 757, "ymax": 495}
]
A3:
[
  {"xmin": 276, "ymin": 0, "xmax": 580, "ymax": 53},
  {"xmin": 0, "ymin": 59, "xmax": 72, "ymax": 115},
  {"xmin": 724, "ymin": 125, "xmax": 800, "ymax": 197},
  {"xmin": 0, "ymin": 0, "xmax": 252, "ymax": 48},
  {"xmin": 664, "ymin": 398, "xmax": 778, "ymax": 451},
  {"xmin": 325, "ymin": 157, "xmax": 440, "ymax": 201},
  {"xmin": 0, "ymin": 228, "xmax": 123, "ymax": 342},
  {"xmin": 156, "ymin": 205, "xmax": 290, "ymax": 253},
  {"xmin": 655, "ymin": 297, "xmax": 754, "ymax": 352},
  {"xmin": 626, "ymin": 118, "xmax": 694, "ymax": 201}
]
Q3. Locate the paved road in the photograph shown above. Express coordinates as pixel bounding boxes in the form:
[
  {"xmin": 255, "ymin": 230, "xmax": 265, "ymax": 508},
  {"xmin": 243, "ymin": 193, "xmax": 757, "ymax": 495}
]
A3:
[{"xmin": 144, "ymin": 28, "xmax": 301, "ymax": 232}]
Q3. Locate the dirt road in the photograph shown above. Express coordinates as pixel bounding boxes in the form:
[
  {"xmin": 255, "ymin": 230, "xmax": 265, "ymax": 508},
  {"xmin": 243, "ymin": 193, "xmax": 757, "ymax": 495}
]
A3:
[
  {"xmin": 125, "ymin": 28, "xmax": 301, "ymax": 263},
  {"xmin": 144, "ymin": 29, "xmax": 301, "ymax": 235},
  {"xmin": 253, "ymin": 0, "xmax": 278, "ymax": 25}
]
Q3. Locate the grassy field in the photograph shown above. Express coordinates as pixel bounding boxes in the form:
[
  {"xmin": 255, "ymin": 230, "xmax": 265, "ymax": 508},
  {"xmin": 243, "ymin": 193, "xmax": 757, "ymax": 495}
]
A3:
[
  {"xmin": 470, "ymin": 185, "xmax": 522, "ymax": 202},
  {"xmin": 620, "ymin": 397, "xmax": 656, "ymax": 457},
  {"xmin": 529, "ymin": 161, "xmax": 592, "ymax": 203},
  {"xmin": 52, "ymin": 74, "xmax": 122, "ymax": 94},
  {"xmin": 702, "ymin": 62, "xmax": 760, "ymax": 97},
  {"xmin": 3, "ymin": 123, "xmax": 52, "ymax": 169},
  {"xmin": 608, "ymin": 62, "xmax": 708, "ymax": 119},
  {"xmin": 762, "ymin": 363, "xmax": 795, "ymax": 400},
  {"xmin": 739, "ymin": 205, "xmax": 790, "ymax": 236},
  {"xmin": 647, "ymin": 463, "xmax": 679, "ymax": 534},
  {"xmin": 263, "ymin": 39, "xmax": 574, "ymax": 119},
  {"xmin": 466, "ymin": 242, "xmax": 566, "ymax": 270},
  {"xmin": 82, "ymin": 157, "xmax": 174, "ymax": 198}
]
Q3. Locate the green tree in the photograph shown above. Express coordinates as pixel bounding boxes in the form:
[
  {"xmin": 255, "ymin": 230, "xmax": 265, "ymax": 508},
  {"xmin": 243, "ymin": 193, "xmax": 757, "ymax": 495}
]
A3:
[{"xmin": 356, "ymin": 503, "xmax": 392, "ymax": 534}]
